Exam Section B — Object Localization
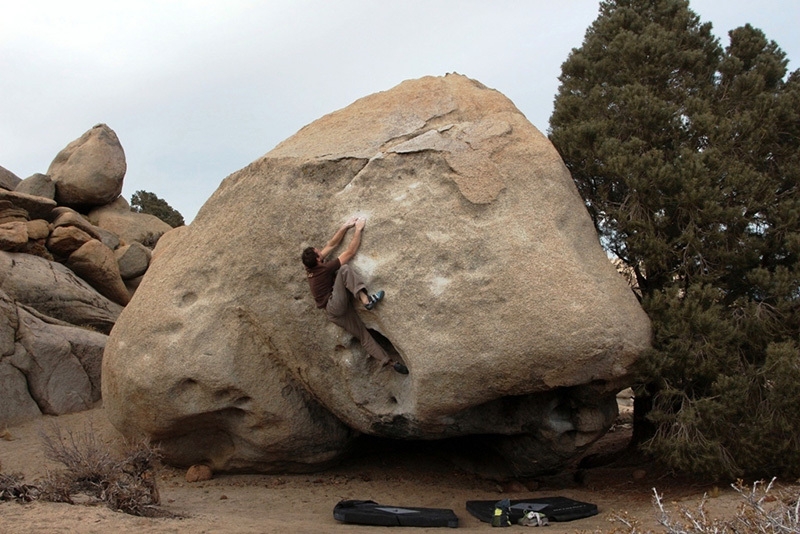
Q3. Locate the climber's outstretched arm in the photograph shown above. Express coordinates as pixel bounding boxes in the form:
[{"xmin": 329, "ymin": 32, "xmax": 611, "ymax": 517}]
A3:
[
  {"xmin": 319, "ymin": 216, "xmax": 358, "ymax": 258},
  {"xmin": 337, "ymin": 217, "xmax": 366, "ymax": 265}
]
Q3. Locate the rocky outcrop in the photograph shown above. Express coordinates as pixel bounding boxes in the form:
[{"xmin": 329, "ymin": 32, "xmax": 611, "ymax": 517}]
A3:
[
  {"xmin": 0, "ymin": 124, "xmax": 176, "ymax": 426},
  {"xmin": 103, "ymin": 74, "xmax": 651, "ymax": 475},
  {"xmin": 0, "ymin": 126, "xmax": 171, "ymax": 308},
  {"xmin": 0, "ymin": 251, "xmax": 122, "ymax": 334}
]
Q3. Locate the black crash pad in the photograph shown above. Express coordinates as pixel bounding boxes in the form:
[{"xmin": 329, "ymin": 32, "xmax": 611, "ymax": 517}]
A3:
[
  {"xmin": 334, "ymin": 499, "xmax": 459, "ymax": 528},
  {"xmin": 466, "ymin": 496, "xmax": 598, "ymax": 523}
]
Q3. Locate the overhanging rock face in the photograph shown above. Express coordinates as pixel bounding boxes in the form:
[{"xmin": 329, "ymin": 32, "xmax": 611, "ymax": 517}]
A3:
[{"xmin": 103, "ymin": 74, "xmax": 651, "ymax": 475}]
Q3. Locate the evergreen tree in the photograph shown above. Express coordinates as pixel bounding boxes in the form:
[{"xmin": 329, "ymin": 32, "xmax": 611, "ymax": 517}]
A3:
[
  {"xmin": 550, "ymin": 0, "xmax": 800, "ymax": 478},
  {"xmin": 130, "ymin": 190, "xmax": 185, "ymax": 228}
]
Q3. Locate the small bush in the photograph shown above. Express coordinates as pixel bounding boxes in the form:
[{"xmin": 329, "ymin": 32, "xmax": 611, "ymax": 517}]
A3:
[
  {"xmin": 612, "ymin": 478, "xmax": 800, "ymax": 533},
  {"xmin": 36, "ymin": 422, "xmax": 168, "ymax": 517}
]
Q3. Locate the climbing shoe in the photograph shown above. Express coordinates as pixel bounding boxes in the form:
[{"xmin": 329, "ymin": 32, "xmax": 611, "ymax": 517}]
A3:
[{"xmin": 365, "ymin": 290, "xmax": 385, "ymax": 310}]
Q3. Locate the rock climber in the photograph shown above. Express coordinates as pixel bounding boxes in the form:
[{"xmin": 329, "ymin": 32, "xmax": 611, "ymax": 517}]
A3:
[{"xmin": 301, "ymin": 216, "xmax": 408, "ymax": 375}]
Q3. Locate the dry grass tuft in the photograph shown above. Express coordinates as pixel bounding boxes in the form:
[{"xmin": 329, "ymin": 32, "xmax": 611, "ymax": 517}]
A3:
[{"xmin": 35, "ymin": 421, "xmax": 171, "ymax": 517}]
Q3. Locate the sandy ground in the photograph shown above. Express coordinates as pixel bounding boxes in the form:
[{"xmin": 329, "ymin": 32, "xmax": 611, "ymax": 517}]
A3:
[{"xmin": 0, "ymin": 405, "xmax": 750, "ymax": 533}]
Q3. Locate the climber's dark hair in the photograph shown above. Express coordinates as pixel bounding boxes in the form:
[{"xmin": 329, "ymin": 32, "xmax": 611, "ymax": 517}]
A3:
[{"xmin": 301, "ymin": 247, "xmax": 318, "ymax": 269}]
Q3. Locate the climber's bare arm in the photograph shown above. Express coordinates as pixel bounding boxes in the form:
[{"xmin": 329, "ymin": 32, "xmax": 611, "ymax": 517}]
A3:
[
  {"xmin": 319, "ymin": 216, "xmax": 358, "ymax": 258},
  {"xmin": 337, "ymin": 217, "xmax": 366, "ymax": 265}
]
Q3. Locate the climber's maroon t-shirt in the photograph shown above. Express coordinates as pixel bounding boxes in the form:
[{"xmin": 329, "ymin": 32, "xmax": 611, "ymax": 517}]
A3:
[{"xmin": 306, "ymin": 258, "xmax": 340, "ymax": 308}]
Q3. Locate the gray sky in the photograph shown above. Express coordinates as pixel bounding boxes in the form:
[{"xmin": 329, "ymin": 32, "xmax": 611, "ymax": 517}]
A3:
[{"xmin": 2, "ymin": 1, "xmax": 798, "ymax": 223}]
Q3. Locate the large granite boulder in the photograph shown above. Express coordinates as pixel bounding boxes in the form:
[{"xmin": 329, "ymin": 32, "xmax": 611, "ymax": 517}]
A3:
[
  {"xmin": 103, "ymin": 74, "xmax": 651, "ymax": 475},
  {"xmin": 47, "ymin": 124, "xmax": 126, "ymax": 208}
]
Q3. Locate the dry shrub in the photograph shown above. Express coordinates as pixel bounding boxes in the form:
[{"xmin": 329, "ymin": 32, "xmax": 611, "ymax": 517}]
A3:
[
  {"xmin": 37, "ymin": 422, "xmax": 170, "ymax": 517},
  {"xmin": 612, "ymin": 478, "xmax": 800, "ymax": 533},
  {"xmin": 723, "ymin": 479, "xmax": 800, "ymax": 534},
  {"xmin": 0, "ymin": 473, "xmax": 39, "ymax": 503}
]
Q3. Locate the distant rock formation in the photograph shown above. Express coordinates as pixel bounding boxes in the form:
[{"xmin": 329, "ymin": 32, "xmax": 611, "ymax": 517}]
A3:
[
  {"xmin": 103, "ymin": 74, "xmax": 651, "ymax": 476},
  {"xmin": 0, "ymin": 124, "xmax": 174, "ymax": 426}
]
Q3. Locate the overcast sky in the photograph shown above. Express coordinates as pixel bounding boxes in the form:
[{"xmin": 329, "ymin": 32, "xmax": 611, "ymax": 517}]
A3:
[{"xmin": 2, "ymin": 1, "xmax": 798, "ymax": 223}]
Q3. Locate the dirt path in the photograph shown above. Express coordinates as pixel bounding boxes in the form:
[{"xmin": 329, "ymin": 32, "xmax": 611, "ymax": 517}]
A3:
[{"xmin": 0, "ymin": 406, "xmax": 745, "ymax": 533}]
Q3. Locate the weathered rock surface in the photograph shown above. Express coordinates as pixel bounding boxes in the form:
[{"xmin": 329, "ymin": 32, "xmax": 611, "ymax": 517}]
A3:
[
  {"xmin": 123, "ymin": 274, "xmax": 144, "ymax": 297},
  {"xmin": 0, "ymin": 291, "xmax": 43, "ymax": 424},
  {"xmin": 11, "ymin": 306, "xmax": 94, "ymax": 414},
  {"xmin": 0, "ymin": 189, "xmax": 56, "ymax": 220},
  {"xmin": 66, "ymin": 240, "xmax": 130, "ymax": 306},
  {"xmin": 89, "ymin": 197, "xmax": 173, "ymax": 246},
  {"xmin": 0, "ymin": 360, "xmax": 43, "ymax": 423},
  {"xmin": 0, "ymin": 165, "xmax": 21, "ymax": 191},
  {"xmin": 26, "ymin": 219, "xmax": 51, "ymax": 241},
  {"xmin": 0, "ymin": 289, "xmax": 106, "ymax": 424},
  {"xmin": 0, "ymin": 251, "xmax": 122, "ymax": 334},
  {"xmin": 0, "ymin": 221, "xmax": 28, "ymax": 250},
  {"xmin": 47, "ymin": 225, "xmax": 95, "ymax": 257},
  {"xmin": 47, "ymin": 124, "xmax": 126, "ymax": 208},
  {"xmin": 51, "ymin": 208, "xmax": 103, "ymax": 240},
  {"xmin": 0, "ymin": 200, "xmax": 29, "ymax": 224},
  {"xmin": 104, "ymin": 74, "xmax": 651, "ymax": 475},
  {"xmin": 115, "ymin": 242, "xmax": 152, "ymax": 280},
  {"xmin": 15, "ymin": 173, "xmax": 55, "ymax": 200}
]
